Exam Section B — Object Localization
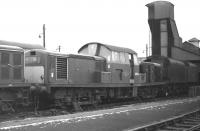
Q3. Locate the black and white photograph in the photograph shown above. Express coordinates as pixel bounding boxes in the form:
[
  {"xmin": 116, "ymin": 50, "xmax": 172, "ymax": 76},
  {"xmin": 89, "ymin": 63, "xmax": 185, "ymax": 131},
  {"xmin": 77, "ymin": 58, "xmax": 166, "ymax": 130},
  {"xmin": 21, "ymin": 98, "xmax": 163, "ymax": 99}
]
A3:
[{"xmin": 0, "ymin": 0, "xmax": 200, "ymax": 131}]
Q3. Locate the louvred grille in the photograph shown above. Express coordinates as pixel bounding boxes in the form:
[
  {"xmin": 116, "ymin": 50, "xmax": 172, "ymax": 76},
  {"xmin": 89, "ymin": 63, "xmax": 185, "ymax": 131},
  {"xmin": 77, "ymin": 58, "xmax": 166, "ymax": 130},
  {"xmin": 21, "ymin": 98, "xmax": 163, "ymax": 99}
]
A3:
[{"xmin": 56, "ymin": 57, "xmax": 67, "ymax": 79}]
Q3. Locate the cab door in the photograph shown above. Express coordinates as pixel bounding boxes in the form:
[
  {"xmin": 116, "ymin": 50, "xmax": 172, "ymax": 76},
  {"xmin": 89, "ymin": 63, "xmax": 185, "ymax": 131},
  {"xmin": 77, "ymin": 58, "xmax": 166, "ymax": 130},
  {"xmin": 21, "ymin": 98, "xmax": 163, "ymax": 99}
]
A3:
[{"xmin": 109, "ymin": 51, "xmax": 130, "ymax": 83}]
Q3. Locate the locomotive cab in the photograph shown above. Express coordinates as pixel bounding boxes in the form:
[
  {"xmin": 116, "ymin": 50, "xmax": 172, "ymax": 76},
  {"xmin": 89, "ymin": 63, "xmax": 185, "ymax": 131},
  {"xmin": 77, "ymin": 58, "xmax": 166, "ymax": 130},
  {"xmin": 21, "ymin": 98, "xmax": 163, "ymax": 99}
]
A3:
[{"xmin": 78, "ymin": 42, "xmax": 138, "ymax": 84}]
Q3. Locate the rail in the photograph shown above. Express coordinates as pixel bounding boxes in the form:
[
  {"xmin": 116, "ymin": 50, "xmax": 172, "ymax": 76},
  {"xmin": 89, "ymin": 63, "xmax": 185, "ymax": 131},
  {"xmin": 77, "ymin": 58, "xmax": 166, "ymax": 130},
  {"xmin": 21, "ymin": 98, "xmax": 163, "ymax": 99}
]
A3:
[{"xmin": 129, "ymin": 109, "xmax": 200, "ymax": 131}]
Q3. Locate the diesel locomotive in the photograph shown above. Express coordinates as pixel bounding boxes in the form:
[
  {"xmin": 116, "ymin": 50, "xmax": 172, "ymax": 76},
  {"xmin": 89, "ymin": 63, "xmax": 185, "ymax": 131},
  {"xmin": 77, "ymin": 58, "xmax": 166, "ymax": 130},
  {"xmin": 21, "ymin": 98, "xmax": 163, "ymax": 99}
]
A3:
[
  {"xmin": 139, "ymin": 56, "xmax": 200, "ymax": 98},
  {"xmin": 24, "ymin": 42, "xmax": 200, "ymax": 109},
  {"xmin": 0, "ymin": 1, "xmax": 200, "ymax": 112},
  {"xmin": 0, "ymin": 41, "xmax": 199, "ymax": 112},
  {"xmin": 24, "ymin": 42, "xmax": 139, "ymax": 108}
]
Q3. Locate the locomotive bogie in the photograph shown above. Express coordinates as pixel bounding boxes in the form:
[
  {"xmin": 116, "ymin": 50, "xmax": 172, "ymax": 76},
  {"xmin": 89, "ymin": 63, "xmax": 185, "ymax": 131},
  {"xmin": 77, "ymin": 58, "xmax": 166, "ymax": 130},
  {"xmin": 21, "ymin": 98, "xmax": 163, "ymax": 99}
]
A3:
[{"xmin": 51, "ymin": 86, "xmax": 137, "ymax": 107}]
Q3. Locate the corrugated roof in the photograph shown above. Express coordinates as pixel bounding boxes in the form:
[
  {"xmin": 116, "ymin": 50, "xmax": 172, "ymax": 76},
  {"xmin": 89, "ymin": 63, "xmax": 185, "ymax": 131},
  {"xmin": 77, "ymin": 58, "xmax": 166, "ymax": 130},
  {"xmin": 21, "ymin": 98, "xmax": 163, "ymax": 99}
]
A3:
[
  {"xmin": 78, "ymin": 42, "xmax": 137, "ymax": 55},
  {"xmin": 0, "ymin": 40, "xmax": 45, "ymax": 50}
]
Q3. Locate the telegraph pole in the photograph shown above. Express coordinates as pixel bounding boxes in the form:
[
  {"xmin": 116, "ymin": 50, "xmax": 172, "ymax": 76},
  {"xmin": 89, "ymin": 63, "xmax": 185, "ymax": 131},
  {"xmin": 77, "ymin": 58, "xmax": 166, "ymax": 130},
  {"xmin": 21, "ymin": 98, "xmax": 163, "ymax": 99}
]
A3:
[
  {"xmin": 43, "ymin": 24, "xmax": 46, "ymax": 48},
  {"xmin": 58, "ymin": 45, "xmax": 61, "ymax": 52}
]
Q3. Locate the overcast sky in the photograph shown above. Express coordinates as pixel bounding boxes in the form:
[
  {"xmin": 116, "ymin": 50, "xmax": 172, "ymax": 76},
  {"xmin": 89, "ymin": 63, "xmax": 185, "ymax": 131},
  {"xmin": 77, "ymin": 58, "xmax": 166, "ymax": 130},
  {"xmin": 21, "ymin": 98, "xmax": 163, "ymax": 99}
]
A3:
[{"xmin": 0, "ymin": 0, "xmax": 199, "ymax": 56}]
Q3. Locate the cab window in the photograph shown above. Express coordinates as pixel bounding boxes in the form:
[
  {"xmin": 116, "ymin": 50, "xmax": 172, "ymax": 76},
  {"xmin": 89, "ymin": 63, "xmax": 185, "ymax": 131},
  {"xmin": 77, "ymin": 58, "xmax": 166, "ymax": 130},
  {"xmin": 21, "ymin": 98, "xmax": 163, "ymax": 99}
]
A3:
[
  {"xmin": 13, "ymin": 53, "xmax": 23, "ymax": 80},
  {"xmin": 112, "ymin": 51, "xmax": 120, "ymax": 63},
  {"xmin": 79, "ymin": 47, "xmax": 88, "ymax": 55},
  {"xmin": 79, "ymin": 44, "xmax": 98, "ymax": 56},
  {"xmin": 2, "ymin": 67, "xmax": 9, "ymax": 79},
  {"xmin": 1, "ymin": 52, "xmax": 9, "ymax": 65},
  {"xmin": 25, "ymin": 56, "xmax": 41, "ymax": 64},
  {"xmin": 124, "ymin": 53, "xmax": 129, "ymax": 64},
  {"xmin": 119, "ymin": 52, "xmax": 126, "ymax": 64},
  {"xmin": 13, "ymin": 53, "xmax": 22, "ymax": 65},
  {"xmin": 1, "ymin": 52, "xmax": 10, "ymax": 79},
  {"xmin": 119, "ymin": 52, "xmax": 129, "ymax": 64},
  {"xmin": 13, "ymin": 68, "xmax": 22, "ymax": 80},
  {"xmin": 99, "ymin": 46, "xmax": 111, "ymax": 62},
  {"xmin": 133, "ymin": 54, "xmax": 139, "ymax": 65},
  {"xmin": 88, "ymin": 44, "xmax": 97, "ymax": 56}
]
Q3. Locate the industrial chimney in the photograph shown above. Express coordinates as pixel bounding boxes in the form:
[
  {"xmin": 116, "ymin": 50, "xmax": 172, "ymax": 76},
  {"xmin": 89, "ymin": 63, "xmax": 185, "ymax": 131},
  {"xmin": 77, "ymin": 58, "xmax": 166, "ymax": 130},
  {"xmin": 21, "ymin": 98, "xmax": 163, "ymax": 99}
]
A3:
[{"xmin": 146, "ymin": 1, "xmax": 182, "ymax": 57}]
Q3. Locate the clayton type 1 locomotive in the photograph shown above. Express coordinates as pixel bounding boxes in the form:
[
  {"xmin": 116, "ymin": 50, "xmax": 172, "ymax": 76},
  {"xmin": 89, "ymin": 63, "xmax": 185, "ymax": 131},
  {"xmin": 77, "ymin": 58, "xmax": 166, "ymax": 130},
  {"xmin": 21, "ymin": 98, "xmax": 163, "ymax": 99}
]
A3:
[
  {"xmin": 0, "ymin": 1, "xmax": 200, "ymax": 112},
  {"xmin": 0, "ymin": 41, "xmax": 199, "ymax": 112},
  {"xmin": 24, "ymin": 42, "xmax": 200, "ymax": 109},
  {"xmin": 24, "ymin": 42, "xmax": 139, "ymax": 108}
]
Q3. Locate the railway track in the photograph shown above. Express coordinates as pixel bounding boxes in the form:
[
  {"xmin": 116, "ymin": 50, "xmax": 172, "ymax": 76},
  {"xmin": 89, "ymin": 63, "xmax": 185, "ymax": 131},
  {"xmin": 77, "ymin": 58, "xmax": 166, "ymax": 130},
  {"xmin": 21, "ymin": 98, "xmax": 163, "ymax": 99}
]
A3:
[
  {"xmin": 0, "ymin": 96, "xmax": 187, "ymax": 123},
  {"xmin": 131, "ymin": 109, "xmax": 200, "ymax": 131}
]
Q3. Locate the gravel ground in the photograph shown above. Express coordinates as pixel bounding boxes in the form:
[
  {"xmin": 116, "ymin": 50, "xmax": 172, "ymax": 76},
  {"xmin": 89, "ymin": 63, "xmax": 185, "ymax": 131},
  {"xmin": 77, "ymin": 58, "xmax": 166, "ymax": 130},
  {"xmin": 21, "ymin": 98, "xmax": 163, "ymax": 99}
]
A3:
[{"xmin": 1, "ymin": 97, "xmax": 200, "ymax": 131}]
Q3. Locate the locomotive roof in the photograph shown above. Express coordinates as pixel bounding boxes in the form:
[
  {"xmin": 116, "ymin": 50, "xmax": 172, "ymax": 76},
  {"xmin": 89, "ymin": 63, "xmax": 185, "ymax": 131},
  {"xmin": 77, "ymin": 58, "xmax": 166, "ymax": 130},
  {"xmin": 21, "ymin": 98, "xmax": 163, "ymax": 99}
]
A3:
[
  {"xmin": 26, "ymin": 49, "xmax": 104, "ymax": 60},
  {"xmin": 25, "ymin": 49, "xmax": 67, "ymax": 56},
  {"xmin": 0, "ymin": 45, "xmax": 24, "ymax": 52},
  {"xmin": 78, "ymin": 42, "xmax": 137, "ymax": 55},
  {"xmin": 68, "ymin": 54, "xmax": 105, "ymax": 60},
  {"xmin": 0, "ymin": 40, "xmax": 45, "ymax": 50}
]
